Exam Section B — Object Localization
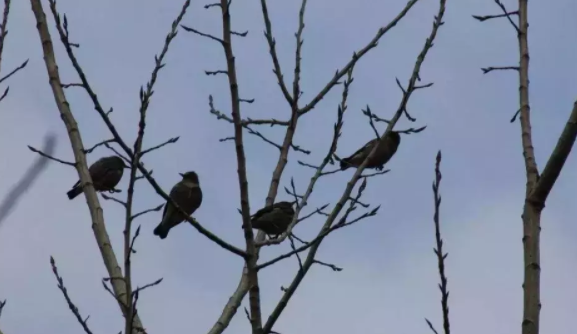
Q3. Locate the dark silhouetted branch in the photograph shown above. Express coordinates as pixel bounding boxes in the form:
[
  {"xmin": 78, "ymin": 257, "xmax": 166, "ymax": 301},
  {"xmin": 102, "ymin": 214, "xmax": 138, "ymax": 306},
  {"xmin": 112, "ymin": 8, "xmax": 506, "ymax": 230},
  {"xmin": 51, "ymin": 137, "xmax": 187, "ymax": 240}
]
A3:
[
  {"xmin": 298, "ymin": 0, "xmax": 422, "ymax": 116},
  {"xmin": 257, "ymin": 66, "xmax": 356, "ymax": 248},
  {"xmin": 84, "ymin": 139, "xmax": 115, "ymax": 154},
  {"xmin": 259, "ymin": 0, "xmax": 293, "ymax": 105},
  {"xmin": 28, "ymin": 144, "xmax": 74, "ymax": 166},
  {"xmin": 313, "ymin": 259, "xmax": 342, "ymax": 272},
  {"xmin": 101, "ymin": 194, "xmax": 127, "ymax": 207},
  {"xmin": 481, "ymin": 66, "xmax": 519, "ymax": 74},
  {"xmin": 181, "ymin": 24, "xmax": 224, "ymax": 44},
  {"xmin": 123, "ymin": 3, "xmax": 191, "ymax": 333},
  {"xmin": 140, "ymin": 137, "xmax": 179, "ymax": 156},
  {"xmin": 0, "ymin": 59, "xmax": 28, "ymax": 85},
  {"xmin": 427, "ymin": 151, "xmax": 451, "ymax": 334},
  {"xmin": 50, "ymin": 256, "xmax": 94, "ymax": 334},
  {"xmin": 210, "ymin": 96, "xmax": 310, "ymax": 154},
  {"xmin": 131, "ymin": 204, "xmax": 164, "ymax": 221},
  {"xmin": 262, "ymin": 0, "xmax": 447, "ymax": 331}
]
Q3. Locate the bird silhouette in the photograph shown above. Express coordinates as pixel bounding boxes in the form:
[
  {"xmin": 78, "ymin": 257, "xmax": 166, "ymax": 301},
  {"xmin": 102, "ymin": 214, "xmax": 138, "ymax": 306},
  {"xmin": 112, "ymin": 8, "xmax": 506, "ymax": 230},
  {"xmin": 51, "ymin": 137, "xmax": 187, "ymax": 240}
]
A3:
[
  {"xmin": 340, "ymin": 131, "xmax": 401, "ymax": 171},
  {"xmin": 154, "ymin": 171, "xmax": 203, "ymax": 239},
  {"xmin": 244, "ymin": 201, "xmax": 295, "ymax": 238},
  {"xmin": 67, "ymin": 155, "xmax": 127, "ymax": 200}
]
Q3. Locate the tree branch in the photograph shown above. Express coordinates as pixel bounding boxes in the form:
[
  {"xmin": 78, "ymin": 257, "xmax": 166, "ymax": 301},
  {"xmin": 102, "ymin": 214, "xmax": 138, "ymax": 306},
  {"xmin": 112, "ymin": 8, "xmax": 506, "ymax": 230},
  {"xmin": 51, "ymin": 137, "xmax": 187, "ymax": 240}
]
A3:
[
  {"xmin": 205, "ymin": 0, "xmax": 431, "ymax": 332},
  {"xmin": 426, "ymin": 151, "xmax": 451, "ymax": 334},
  {"xmin": 528, "ymin": 101, "xmax": 577, "ymax": 205},
  {"xmin": 298, "ymin": 0, "xmax": 422, "ymax": 116},
  {"xmin": 262, "ymin": 0, "xmax": 447, "ymax": 330},
  {"xmin": 50, "ymin": 256, "xmax": 94, "ymax": 334},
  {"xmin": 122, "ymin": 3, "xmax": 191, "ymax": 333},
  {"xmin": 259, "ymin": 0, "xmax": 293, "ymax": 105},
  {"xmin": 30, "ymin": 0, "xmax": 144, "ymax": 330},
  {"xmin": 217, "ymin": 1, "xmax": 262, "ymax": 333}
]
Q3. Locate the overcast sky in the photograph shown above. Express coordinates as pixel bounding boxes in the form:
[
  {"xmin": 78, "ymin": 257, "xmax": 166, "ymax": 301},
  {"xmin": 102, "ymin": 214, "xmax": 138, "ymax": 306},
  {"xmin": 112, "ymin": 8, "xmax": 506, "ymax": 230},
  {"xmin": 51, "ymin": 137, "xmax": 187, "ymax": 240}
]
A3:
[{"xmin": 1, "ymin": 0, "xmax": 576, "ymax": 333}]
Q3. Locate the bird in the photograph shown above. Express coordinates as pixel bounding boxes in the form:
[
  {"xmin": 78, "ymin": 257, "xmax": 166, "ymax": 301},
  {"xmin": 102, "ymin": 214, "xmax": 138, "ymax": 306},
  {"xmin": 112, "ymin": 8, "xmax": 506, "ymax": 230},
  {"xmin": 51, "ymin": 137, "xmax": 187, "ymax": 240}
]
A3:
[
  {"xmin": 339, "ymin": 131, "xmax": 401, "ymax": 171},
  {"xmin": 244, "ymin": 201, "xmax": 295, "ymax": 239},
  {"xmin": 154, "ymin": 171, "xmax": 203, "ymax": 239},
  {"xmin": 67, "ymin": 155, "xmax": 128, "ymax": 200}
]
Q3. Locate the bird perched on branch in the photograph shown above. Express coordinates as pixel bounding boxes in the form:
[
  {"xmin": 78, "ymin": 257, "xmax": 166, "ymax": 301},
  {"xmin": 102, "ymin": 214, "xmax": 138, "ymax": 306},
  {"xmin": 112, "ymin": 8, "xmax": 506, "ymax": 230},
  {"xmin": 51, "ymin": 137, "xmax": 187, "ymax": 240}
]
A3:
[
  {"xmin": 244, "ymin": 201, "xmax": 295, "ymax": 239},
  {"xmin": 154, "ymin": 171, "xmax": 203, "ymax": 239},
  {"xmin": 340, "ymin": 131, "xmax": 401, "ymax": 171},
  {"xmin": 67, "ymin": 155, "xmax": 128, "ymax": 200}
]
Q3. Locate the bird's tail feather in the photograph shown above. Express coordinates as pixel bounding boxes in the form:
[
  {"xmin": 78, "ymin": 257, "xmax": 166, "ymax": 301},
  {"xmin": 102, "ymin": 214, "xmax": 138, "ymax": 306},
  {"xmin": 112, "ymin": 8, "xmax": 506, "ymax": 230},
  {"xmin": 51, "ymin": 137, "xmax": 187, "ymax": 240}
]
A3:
[
  {"xmin": 339, "ymin": 159, "xmax": 350, "ymax": 171},
  {"xmin": 67, "ymin": 186, "xmax": 83, "ymax": 200},
  {"xmin": 153, "ymin": 223, "xmax": 169, "ymax": 239}
]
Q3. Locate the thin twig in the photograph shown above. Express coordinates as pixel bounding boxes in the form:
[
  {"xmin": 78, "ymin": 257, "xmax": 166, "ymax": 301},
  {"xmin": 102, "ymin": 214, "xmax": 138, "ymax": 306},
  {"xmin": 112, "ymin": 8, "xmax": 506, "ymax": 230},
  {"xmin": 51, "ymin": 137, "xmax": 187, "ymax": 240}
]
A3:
[
  {"xmin": 27, "ymin": 145, "xmax": 75, "ymax": 166},
  {"xmin": 259, "ymin": 0, "xmax": 293, "ymax": 105},
  {"xmin": 431, "ymin": 151, "xmax": 451, "ymax": 334},
  {"xmin": 0, "ymin": 0, "xmax": 12, "ymax": 77},
  {"xmin": 123, "ymin": 3, "xmax": 191, "ymax": 333},
  {"xmin": 257, "ymin": 66, "xmax": 356, "ymax": 248},
  {"xmin": 481, "ymin": 66, "xmax": 519, "ymax": 74},
  {"xmin": 140, "ymin": 136, "xmax": 179, "ymax": 156},
  {"xmin": 31, "ymin": 0, "xmax": 138, "ymax": 321},
  {"xmin": 362, "ymin": 105, "xmax": 381, "ymax": 139},
  {"xmin": 84, "ymin": 139, "xmax": 115, "ymax": 154},
  {"xmin": 101, "ymin": 194, "xmax": 127, "ymax": 207},
  {"xmin": 262, "ymin": 0, "xmax": 447, "ymax": 331},
  {"xmin": 0, "ymin": 59, "xmax": 28, "ymax": 85},
  {"xmin": 180, "ymin": 24, "xmax": 224, "ymax": 44},
  {"xmin": 298, "ymin": 0, "xmax": 422, "ymax": 115},
  {"xmin": 50, "ymin": 256, "xmax": 94, "ymax": 334},
  {"xmin": 131, "ymin": 205, "xmax": 164, "ymax": 222},
  {"xmin": 313, "ymin": 259, "xmax": 342, "ymax": 272}
]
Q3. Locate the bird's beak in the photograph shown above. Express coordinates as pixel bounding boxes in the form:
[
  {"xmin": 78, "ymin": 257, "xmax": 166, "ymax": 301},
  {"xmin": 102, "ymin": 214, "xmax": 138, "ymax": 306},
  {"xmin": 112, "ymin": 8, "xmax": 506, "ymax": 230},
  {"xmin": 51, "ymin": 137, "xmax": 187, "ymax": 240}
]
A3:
[{"xmin": 179, "ymin": 173, "xmax": 185, "ymax": 177}]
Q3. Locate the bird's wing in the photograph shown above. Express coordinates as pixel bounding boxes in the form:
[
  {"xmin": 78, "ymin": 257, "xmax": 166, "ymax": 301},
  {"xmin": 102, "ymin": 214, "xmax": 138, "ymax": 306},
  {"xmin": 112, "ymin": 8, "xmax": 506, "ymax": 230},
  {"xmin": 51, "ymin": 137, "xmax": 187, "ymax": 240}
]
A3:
[
  {"xmin": 88, "ymin": 158, "xmax": 118, "ymax": 183},
  {"xmin": 169, "ymin": 182, "xmax": 202, "ymax": 214},
  {"xmin": 161, "ymin": 199, "xmax": 169, "ymax": 219},
  {"xmin": 251, "ymin": 204, "xmax": 276, "ymax": 221},
  {"xmin": 345, "ymin": 139, "xmax": 376, "ymax": 160}
]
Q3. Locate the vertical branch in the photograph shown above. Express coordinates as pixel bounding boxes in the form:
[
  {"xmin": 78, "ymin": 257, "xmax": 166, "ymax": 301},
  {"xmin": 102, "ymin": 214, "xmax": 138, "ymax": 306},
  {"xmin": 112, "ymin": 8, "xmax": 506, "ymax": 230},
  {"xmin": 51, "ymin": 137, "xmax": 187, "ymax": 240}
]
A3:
[
  {"xmin": 259, "ymin": 0, "xmax": 292, "ymax": 105},
  {"xmin": 516, "ymin": 2, "xmax": 540, "ymax": 334},
  {"xmin": 516, "ymin": 0, "xmax": 538, "ymax": 190},
  {"xmin": 0, "ymin": 0, "xmax": 11, "ymax": 76},
  {"xmin": 427, "ymin": 151, "xmax": 451, "ymax": 334},
  {"xmin": 475, "ymin": 2, "xmax": 577, "ymax": 334},
  {"xmin": 122, "ymin": 3, "xmax": 190, "ymax": 334},
  {"xmin": 30, "ymin": 0, "xmax": 143, "ymax": 330},
  {"xmin": 219, "ymin": 1, "xmax": 261, "ymax": 333},
  {"xmin": 263, "ymin": 0, "xmax": 446, "ymax": 330},
  {"xmin": 206, "ymin": 0, "xmax": 425, "ymax": 333}
]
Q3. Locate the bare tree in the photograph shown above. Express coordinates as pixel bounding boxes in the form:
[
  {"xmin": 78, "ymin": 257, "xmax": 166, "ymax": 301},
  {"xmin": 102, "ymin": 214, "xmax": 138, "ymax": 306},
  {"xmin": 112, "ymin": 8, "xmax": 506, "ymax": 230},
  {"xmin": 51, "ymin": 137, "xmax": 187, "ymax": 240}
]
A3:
[
  {"xmin": 473, "ymin": 1, "xmax": 577, "ymax": 334},
  {"xmin": 21, "ymin": 0, "xmax": 451, "ymax": 333}
]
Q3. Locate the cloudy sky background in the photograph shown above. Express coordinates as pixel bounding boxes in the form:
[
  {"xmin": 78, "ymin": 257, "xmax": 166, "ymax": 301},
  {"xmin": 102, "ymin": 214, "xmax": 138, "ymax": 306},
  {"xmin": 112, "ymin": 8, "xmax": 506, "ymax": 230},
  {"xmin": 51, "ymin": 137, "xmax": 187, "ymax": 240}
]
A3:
[{"xmin": 0, "ymin": 0, "xmax": 576, "ymax": 333}]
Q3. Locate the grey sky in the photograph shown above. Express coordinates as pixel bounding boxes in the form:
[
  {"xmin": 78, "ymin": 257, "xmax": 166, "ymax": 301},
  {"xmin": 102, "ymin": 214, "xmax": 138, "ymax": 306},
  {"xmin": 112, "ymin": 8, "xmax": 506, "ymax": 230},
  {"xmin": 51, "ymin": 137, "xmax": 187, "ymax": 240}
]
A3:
[{"xmin": 0, "ymin": 0, "xmax": 576, "ymax": 333}]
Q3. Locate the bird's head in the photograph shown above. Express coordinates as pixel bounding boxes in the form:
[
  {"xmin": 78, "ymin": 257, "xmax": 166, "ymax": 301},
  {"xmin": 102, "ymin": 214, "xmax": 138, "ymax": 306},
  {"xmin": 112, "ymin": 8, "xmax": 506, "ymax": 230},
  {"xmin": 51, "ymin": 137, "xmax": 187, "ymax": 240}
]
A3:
[
  {"xmin": 277, "ymin": 201, "xmax": 297, "ymax": 212},
  {"xmin": 179, "ymin": 171, "xmax": 199, "ymax": 184},
  {"xmin": 388, "ymin": 130, "xmax": 401, "ymax": 145},
  {"xmin": 278, "ymin": 201, "xmax": 296, "ymax": 207}
]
